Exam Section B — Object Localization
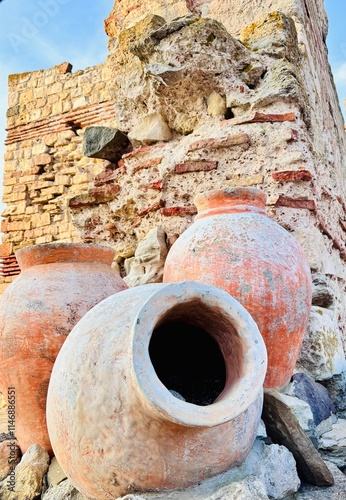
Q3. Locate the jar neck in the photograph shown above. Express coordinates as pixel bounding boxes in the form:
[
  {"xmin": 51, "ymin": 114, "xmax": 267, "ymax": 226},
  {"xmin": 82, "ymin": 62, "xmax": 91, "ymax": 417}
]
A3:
[
  {"xmin": 131, "ymin": 281, "xmax": 267, "ymax": 427},
  {"xmin": 15, "ymin": 243, "xmax": 114, "ymax": 271},
  {"xmin": 194, "ymin": 188, "xmax": 268, "ymax": 220}
]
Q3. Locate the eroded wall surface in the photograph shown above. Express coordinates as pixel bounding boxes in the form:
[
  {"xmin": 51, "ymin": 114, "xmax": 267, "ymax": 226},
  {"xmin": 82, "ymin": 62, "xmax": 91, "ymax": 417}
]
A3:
[{"xmin": 1, "ymin": 1, "xmax": 346, "ymax": 362}]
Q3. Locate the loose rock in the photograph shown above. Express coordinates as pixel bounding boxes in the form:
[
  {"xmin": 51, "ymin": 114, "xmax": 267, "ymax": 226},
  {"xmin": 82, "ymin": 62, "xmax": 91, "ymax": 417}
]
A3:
[
  {"xmin": 42, "ymin": 479, "xmax": 86, "ymax": 500},
  {"xmin": 0, "ymin": 434, "xmax": 21, "ymax": 481},
  {"xmin": 124, "ymin": 227, "xmax": 168, "ymax": 287},
  {"xmin": 295, "ymin": 307, "xmax": 346, "ymax": 381},
  {"xmin": 286, "ymin": 373, "xmax": 336, "ymax": 425},
  {"xmin": 128, "ymin": 113, "xmax": 172, "ymax": 146},
  {"xmin": 207, "ymin": 91, "xmax": 227, "ymax": 118},
  {"xmin": 318, "ymin": 418, "xmax": 346, "ymax": 468},
  {"xmin": 0, "ymin": 444, "xmax": 50, "ymax": 500},
  {"xmin": 322, "ymin": 370, "xmax": 346, "ymax": 419},
  {"xmin": 296, "ymin": 461, "xmax": 346, "ymax": 499},
  {"xmin": 262, "ymin": 389, "xmax": 334, "ymax": 486},
  {"xmin": 83, "ymin": 126, "xmax": 130, "ymax": 162}
]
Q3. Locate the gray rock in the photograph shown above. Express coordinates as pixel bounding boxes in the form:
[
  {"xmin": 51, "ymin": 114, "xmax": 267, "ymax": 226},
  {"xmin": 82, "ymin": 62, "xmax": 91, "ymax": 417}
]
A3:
[
  {"xmin": 262, "ymin": 389, "xmax": 334, "ymax": 487},
  {"xmin": 322, "ymin": 371, "xmax": 346, "ymax": 419},
  {"xmin": 295, "ymin": 307, "xmax": 346, "ymax": 381},
  {"xmin": 42, "ymin": 479, "xmax": 86, "ymax": 500},
  {"xmin": 83, "ymin": 126, "xmax": 129, "ymax": 162},
  {"xmin": 296, "ymin": 461, "xmax": 346, "ymax": 499},
  {"xmin": 318, "ymin": 418, "xmax": 346, "ymax": 468},
  {"xmin": 286, "ymin": 373, "xmax": 335, "ymax": 426},
  {"xmin": 279, "ymin": 394, "xmax": 314, "ymax": 432}
]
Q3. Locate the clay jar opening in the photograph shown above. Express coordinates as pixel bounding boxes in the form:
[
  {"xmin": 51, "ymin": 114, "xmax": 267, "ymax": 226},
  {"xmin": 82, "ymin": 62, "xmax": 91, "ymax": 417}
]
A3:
[
  {"xmin": 16, "ymin": 242, "xmax": 115, "ymax": 271},
  {"xmin": 132, "ymin": 282, "xmax": 267, "ymax": 427},
  {"xmin": 149, "ymin": 299, "xmax": 242, "ymax": 406},
  {"xmin": 194, "ymin": 187, "xmax": 267, "ymax": 220}
]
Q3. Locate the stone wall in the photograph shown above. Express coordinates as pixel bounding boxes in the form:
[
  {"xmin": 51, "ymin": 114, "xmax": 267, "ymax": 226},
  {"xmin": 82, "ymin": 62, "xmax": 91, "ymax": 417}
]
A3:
[
  {"xmin": 0, "ymin": 61, "xmax": 115, "ymax": 292},
  {"xmin": 1, "ymin": 0, "xmax": 346, "ymax": 371}
]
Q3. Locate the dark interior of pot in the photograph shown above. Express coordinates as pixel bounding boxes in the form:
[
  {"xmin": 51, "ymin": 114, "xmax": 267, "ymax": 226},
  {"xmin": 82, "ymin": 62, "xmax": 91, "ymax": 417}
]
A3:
[{"xmin": 149, "ymin": 299, "xmax": 244, "ymax": 406}]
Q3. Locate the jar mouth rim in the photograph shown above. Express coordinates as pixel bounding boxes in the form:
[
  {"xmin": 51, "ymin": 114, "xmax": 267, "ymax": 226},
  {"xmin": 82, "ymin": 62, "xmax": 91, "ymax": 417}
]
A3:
[
  {"xmin": 15, "ymin": 242, "xmax": 115, "ymax": 269},
  {"xmin": 194, "ymin": 187, "xmax": 266, "ymax": 213},
  {"xmin": 131, "ymin": 281, "xmax": 267, "ymax": 427}
]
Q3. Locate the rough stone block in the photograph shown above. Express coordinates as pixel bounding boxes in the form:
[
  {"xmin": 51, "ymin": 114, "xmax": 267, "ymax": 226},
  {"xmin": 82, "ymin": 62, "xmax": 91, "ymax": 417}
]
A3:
[
  {"xmin": 285, "ymin": 373, "xmax": 336, "ymax": 426},
  {"xmin": 32, "ymin": 154, "xmax": 52, "ymax": 166},
  {"xmin": 318, "ymin": 418, "xmax": 346, "ymax": 469},
  {"xmin": 83, "ymin": 126, "xmax": 129, "ymax": 162},
  {"xmin": 322, "ymin": 371, "xmax": 346, "ymax": 419},
  {"xmin": 279, "ymin": 394, "xmax": 314, "ymax": 432},
  {"xmin": 262, "ymin": 389, "xmax": 334, "ymax": 486},
  {"xmin": 295, "ymin": 307, "xmax": 346, "ymax": 381},
  {"xmin": 128, "ymin": 113, "xmax": 172, "ymax": 146},
  {"xmin": 124, "ymin": 227, "xmax": 168, "ymax": 287},
  {"xmin": 311, "ymin": 274, "xmax": 335, "ymax": 308},
  {"xmin": 0, "ymin": 444, "xmax": 49, "ymax": 500},
  {"xmin": 207, "ymin": 91, "xmax": 227, "ymax": 117},
  {"xmin": 0, "ymin": 243, "xmax": 13, "ymax": 257},
  {"xmin": 240, "ymin": 12, "xmax": 300, "ymax": 62}
]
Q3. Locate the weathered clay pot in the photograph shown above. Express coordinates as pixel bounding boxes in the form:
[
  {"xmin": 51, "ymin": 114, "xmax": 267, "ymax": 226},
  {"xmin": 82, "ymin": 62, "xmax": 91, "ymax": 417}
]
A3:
[
  {"xmin": 47, "ymin": 281, "xmax": 267, "ymax": 499},
  {"xmin": 0, "ymin": 243, "xmax": 127, "ymax": 453},
  {"xmin": 163, "ymin": 188, "xmax": 312, "ymax": 389}
]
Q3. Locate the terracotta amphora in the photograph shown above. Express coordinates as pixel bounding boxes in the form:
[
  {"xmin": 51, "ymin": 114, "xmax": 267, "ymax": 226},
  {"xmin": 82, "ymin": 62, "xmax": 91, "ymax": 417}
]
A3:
[
  {"xmin": 163, "ymin": 187, "xmax": 312, "ymax": 389},
  {"xmin": 46, "ymin": 281, "xmax": 267, "ymax": 499},
  {"xmin": 0, "ymin": 243, "xmax": 127, "ymax": 453}
]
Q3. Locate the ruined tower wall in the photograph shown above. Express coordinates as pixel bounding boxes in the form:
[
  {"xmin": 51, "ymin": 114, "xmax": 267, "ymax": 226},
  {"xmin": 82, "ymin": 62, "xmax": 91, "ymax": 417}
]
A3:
[{"xmin": 1, "ymin": 1, "xmax": 346, "ymax": 368}]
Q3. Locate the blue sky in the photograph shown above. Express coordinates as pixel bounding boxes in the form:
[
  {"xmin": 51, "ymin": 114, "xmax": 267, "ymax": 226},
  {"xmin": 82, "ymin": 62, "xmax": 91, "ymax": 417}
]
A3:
[{"xmin": 0, "ymin": 0, "xmax": 345, "ymax": 215}]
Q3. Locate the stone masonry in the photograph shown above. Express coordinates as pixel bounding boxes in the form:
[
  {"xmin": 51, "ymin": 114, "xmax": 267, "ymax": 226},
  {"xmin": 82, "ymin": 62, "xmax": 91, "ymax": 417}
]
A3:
[{"xmin": 1, "ymin": 0, "xmax": 346, "ymax": 370}]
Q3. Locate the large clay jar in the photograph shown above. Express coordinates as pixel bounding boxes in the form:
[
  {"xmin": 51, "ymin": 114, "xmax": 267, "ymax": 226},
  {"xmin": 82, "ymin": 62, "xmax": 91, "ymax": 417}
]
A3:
[
  {"xmin": 0, "ymin": 243, "xmax": 127, "ymax": 453},
  {"xmin": 47, "ymin": 281, "xmax": 267, "ymax": 499},
  {"xmin": 163, "ymin": 188, "xmax": 312, "ymax": 389}
]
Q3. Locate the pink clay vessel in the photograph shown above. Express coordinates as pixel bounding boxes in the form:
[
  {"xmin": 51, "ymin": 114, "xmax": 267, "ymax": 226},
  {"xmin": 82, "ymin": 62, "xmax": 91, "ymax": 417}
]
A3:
[
  {"xmin": 0, "ymin": 243, "xmax": 127, "ymax": 453},
  {"xmin": 163, "ymin": 187, "xmax": 312, "ymax": 389},
  {"xmin": 47, "ymin": 281, "xmax": 267, "ymax": 499}
]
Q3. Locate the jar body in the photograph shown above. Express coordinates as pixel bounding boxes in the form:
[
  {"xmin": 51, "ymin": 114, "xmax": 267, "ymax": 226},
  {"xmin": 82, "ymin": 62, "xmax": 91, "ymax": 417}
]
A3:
[
  {"xmin": 0, "ymin": 243, "xmax": 127, "ymax": 453},
  {"xmin": 163, "ymin": 188, "xmax": 312, "ymax": 389},
  {"xmin": 47, "ymin": 281, "xmax": 267, "ymax": 499}
]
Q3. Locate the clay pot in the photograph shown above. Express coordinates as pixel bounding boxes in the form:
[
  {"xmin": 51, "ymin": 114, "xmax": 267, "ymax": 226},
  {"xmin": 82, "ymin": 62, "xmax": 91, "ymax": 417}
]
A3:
[
  {"xmin": 46, "ymin": 281, "xmax": 267, "ymax": 498},
  {"xmin": 0, "ymin": 243, "xmax": 127, "ymax": 453},
  {"xmin": 163, "ymin": 188, "xmax": 312, "ymax": 389}
]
